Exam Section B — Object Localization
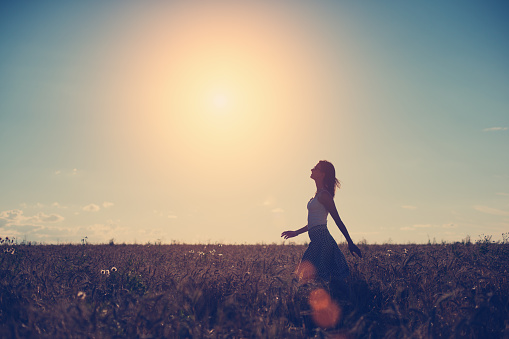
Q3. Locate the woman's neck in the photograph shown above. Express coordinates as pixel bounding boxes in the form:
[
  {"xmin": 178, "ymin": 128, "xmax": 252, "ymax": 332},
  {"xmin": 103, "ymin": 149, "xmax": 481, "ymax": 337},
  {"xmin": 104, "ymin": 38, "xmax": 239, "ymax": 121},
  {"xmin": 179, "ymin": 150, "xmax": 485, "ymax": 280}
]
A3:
[{"xmin": 315, "ymin": 179, "xmax": 325, "ymax": 192}]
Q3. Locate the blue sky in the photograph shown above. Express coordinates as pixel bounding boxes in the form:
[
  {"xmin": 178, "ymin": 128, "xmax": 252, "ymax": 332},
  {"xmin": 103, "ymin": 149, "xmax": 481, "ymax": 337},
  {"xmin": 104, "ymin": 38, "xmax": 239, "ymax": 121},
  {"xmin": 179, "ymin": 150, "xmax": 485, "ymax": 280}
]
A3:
[{"xmin": 1, "ymin": 1, "xmax": 508, "ymax": 244}]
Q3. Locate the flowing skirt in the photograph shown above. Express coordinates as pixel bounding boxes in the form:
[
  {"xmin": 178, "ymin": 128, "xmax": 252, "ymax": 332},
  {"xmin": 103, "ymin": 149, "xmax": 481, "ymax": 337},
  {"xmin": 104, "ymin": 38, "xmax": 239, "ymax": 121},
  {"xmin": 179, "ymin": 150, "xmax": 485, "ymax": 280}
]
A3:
[{"xmin": 298, "ymin": 225, "xmax": 349, "ymax": 282}]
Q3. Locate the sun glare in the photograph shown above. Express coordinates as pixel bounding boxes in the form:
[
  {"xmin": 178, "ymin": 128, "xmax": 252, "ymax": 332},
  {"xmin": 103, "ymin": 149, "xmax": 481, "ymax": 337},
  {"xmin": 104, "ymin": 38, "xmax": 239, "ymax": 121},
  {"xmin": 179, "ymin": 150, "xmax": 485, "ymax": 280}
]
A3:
[{"xmin": 129, "ymin": 2, "xmax": 323, "ymax": 183}]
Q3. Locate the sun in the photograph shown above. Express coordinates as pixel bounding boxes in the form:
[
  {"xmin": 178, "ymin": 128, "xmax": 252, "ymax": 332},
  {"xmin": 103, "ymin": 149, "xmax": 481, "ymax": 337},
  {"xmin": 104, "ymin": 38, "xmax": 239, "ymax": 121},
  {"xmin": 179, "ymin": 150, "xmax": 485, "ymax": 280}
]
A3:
[
  {"xmin": 210, "ymin": 89, "xmax": 235, "ymax": 114},
  {"xmin": 212, "ymin": 93, "xmax": 229, "ymax": 109}
]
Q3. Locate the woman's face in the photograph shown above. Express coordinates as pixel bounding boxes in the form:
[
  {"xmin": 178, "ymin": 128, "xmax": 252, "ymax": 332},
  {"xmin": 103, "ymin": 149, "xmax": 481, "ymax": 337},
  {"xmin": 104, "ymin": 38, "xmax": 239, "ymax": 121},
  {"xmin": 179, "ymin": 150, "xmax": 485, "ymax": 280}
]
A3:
[{"xmin": 310, "ymin": 163, "xmax": 324, "ymax": 180}]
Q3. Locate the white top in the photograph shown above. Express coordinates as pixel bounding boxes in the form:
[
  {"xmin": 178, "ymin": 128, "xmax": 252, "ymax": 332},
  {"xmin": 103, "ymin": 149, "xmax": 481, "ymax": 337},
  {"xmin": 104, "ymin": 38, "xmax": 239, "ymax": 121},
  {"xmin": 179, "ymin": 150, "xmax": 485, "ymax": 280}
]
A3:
[{"xmin": 307, "ymin": 190, "xmax": 329, "ymax": 230}]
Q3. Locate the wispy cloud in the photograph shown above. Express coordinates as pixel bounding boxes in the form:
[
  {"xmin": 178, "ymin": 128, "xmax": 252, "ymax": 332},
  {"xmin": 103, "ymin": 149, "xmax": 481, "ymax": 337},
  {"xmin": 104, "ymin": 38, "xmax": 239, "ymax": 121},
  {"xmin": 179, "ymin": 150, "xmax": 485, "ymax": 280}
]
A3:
[
  {"xmin": 0, "ymin": 209, "xmax": 65, "ymax": 226},
  {"xmin": 483, "ymin": 127, "xmax": 508, "ymax": 132},
  {"xmin": 168, "ymin": 215, "xmax": 178, "ymax": 219},
  {"xmin": 0, "ymin": 209, "xmax": 65, "ymax": 238},
  {"xmin": 442, "ymin": 223, "xmax": 457, "ymax": 229},
  {"xmin": 51, "ymin": 202, "xmax": 67, "ymax": 209},
  {"xmin": 473, "ymin": 205, "xmax": 509, "ymax": 216},
  {"xmin": 54, "ymin": 168, "xmax": 79, "ymax": 176},
  {"xmin": 401, "ymin": 205, "xmax": 417, "ymax": 210},
  {"xmin": 262, "ymin": 196, "xmax": 276, "ymax": 206},
  {"xmin": 83, "ymin": 204, "xmax": 100, "ymax": 212},
  {"xmin": 271, "ymin": 207, "xmax": 284, "ymax": 213},
  {"xmin": 19, "ymin": 202, "xmax": 45, "ymax": 209},
  {"xmin": 495, "ymin": 192, "xmax": 509, "ymax": 196},
  {"xmin": 400, "ymin": 223, "xmax": 450, "ymax": 231},
  {"xmin": 102, "ymin": 201, "xmax": 114, "ymax": 208},
  {"xmin": 36, "ymin": 213, "xmax": 65, "ymax": 223}
]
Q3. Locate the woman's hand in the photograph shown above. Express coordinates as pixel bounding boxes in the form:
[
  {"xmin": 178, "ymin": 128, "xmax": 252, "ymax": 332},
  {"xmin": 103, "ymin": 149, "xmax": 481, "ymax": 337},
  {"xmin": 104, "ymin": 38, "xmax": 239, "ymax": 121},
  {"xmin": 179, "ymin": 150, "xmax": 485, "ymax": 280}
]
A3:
[
  {"xmin": 348, "ymin": 242, "xmax": 362, "ymax": 258},
  {"xmin": 281, "ymin": 230, "xmax": 298, "ymax": 239}
]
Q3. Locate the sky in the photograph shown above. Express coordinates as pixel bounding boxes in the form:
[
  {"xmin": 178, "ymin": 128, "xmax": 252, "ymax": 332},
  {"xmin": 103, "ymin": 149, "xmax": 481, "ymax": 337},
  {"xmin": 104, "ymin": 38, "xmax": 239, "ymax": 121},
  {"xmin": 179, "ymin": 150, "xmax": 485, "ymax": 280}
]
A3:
[{"xmin": 1, "ymin": 1, "xmax": 508, "ymax": 245}]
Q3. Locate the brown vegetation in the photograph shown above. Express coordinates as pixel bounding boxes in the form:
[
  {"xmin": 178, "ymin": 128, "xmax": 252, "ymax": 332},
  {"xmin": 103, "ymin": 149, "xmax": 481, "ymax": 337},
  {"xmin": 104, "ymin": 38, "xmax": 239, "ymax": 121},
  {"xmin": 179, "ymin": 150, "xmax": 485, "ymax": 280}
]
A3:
[{"xmin": 1, "ymin": 239, "xmax": 508, "ymax": 338}]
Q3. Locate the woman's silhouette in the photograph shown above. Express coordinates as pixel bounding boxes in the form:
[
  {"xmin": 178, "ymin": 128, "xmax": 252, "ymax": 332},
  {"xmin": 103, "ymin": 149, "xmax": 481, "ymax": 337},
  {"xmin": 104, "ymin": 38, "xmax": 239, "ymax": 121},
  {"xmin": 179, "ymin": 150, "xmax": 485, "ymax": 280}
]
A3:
[{"xmin": 281, "ymin": 160, "xmax": 362, "ymax": 283}]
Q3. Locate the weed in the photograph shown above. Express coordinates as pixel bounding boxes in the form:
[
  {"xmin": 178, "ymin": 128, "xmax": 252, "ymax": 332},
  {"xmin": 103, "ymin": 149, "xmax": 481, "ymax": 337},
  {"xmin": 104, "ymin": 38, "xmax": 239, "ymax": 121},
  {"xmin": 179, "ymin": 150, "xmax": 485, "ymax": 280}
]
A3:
[{"xmin": 0, "ymin": 239, "xmax": 508, "ymax": 337}]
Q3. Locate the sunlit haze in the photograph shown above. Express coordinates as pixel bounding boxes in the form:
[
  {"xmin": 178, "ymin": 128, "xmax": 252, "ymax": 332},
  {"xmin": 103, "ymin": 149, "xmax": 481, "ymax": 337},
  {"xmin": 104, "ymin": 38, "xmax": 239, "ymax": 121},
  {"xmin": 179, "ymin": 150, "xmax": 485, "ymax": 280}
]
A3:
[{"xmin": 1, "ymin": 1, "xmax": 508, "ymax": 244}]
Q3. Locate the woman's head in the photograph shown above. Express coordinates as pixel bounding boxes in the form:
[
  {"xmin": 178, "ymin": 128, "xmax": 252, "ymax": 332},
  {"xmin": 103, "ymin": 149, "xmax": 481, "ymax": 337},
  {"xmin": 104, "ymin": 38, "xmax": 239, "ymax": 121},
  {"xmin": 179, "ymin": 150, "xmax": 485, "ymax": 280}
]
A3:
[{"xmin": 311, "ymin": 160, "xmax": 340, "ymax": 197}]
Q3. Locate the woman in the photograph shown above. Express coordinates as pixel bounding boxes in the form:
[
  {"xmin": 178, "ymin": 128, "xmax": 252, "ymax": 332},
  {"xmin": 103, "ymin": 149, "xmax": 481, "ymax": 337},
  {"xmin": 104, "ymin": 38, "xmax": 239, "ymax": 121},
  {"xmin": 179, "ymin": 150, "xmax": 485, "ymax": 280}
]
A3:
[{"xmin": 281, "ymin": 160, "xmax": 362, "ymax": 283}]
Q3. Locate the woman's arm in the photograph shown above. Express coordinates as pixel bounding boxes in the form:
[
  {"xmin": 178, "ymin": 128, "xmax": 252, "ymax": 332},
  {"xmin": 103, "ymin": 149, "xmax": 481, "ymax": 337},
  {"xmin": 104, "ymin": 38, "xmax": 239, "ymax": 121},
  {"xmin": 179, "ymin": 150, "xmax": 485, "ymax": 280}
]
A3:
[
  {"xmin": 281, "ymin": 225, "xmax": 308, "ymax": 239},
  {"xmin": 318, "ymin": 192, "xmax": 362, "ymax": 257}
]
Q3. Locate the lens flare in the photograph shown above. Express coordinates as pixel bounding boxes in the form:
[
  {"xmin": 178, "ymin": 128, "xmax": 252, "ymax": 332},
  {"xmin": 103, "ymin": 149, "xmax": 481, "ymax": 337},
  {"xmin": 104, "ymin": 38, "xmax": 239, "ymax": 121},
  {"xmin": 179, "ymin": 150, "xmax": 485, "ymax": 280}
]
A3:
[
  {"xmin": 295, "ymin": 260, "xmax": 317, "ymax": 282},
  {"xmin": 308, "ymin": 288, "xmax": 342, "ymax": 328},
  {"xmin": 309, "ymin": 288, "xmax": 331, "ymax": 310}
]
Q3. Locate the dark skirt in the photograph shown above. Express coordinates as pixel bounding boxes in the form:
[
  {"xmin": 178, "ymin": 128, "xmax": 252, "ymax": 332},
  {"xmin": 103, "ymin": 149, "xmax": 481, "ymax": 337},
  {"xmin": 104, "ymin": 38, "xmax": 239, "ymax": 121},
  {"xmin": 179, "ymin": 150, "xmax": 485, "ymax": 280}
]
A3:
[{"xmin": 298, "ymin": 225, "xmax": 350, "ymax": 282}]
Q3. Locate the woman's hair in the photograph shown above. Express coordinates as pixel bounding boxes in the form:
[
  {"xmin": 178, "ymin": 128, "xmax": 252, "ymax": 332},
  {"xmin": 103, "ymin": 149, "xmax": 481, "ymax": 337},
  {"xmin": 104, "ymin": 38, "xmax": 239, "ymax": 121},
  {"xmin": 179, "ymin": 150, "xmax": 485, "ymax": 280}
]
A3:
[{"xmin": 319, "ymin": 160, "xmax": 341, "ymax": 197}]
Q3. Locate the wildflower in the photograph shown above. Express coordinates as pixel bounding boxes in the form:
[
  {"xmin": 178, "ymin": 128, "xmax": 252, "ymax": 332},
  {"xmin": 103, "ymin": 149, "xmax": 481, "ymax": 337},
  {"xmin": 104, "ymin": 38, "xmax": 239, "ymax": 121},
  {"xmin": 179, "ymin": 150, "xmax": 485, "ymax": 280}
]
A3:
[
  {"xmin": 77, "ymin": 291, "xmax": 86, "ymax": 300},
  {"xmin": 111, "ymin": 267, "xmax": 117, "ymax": 272},
  {"xmin": 218, "ymin": 254, "xmax": 223, "ymax": 257},
  {"xmin": 189, "ymin": 250, "xmax": 195, "ymax": 253},
  {"xmin": 198, "ymin": 251, "xmax": 205, "ymax": 256},
  {"xmin": 101, "ymin": 270, "xmax": 106, "ymax": 274},
  {"xmin": 105, "ymin": 269, "xmax": 110, "ymax": 275}
]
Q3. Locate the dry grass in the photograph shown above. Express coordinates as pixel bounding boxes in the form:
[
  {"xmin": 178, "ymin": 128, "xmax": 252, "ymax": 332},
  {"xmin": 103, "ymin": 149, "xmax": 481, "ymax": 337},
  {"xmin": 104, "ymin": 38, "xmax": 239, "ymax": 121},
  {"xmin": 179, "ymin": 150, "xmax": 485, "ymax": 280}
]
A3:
[{"xmin": 1, "ymin": 240, "xmax": 508, "ymax": 338}]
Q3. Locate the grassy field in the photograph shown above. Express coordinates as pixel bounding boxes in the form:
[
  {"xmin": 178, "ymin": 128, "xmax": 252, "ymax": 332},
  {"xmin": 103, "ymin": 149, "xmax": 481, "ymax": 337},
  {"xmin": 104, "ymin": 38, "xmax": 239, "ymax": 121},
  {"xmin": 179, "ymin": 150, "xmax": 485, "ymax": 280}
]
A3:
[{"xmin": 1, "ymin": 238, "xmax": 508, "ymax": 338}]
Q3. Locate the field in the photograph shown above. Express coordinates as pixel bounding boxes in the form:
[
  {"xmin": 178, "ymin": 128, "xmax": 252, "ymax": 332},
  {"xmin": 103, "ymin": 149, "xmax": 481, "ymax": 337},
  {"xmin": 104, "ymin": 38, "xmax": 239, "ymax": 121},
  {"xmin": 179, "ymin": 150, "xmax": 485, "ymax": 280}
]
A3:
[{"xmin": 1, "ymin": 239, "xmax": 508, "ymax": 338}]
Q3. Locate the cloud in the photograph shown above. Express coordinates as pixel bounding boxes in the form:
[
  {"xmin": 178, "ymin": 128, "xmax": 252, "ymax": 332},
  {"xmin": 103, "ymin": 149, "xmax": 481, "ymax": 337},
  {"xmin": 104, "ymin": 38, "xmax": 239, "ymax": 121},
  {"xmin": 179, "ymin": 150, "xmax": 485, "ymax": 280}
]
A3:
[
  {"xmin": 102, "ymin": 201, "xmax": 114, "ymax": 208},
  {"xmin": 0, "ymin": 209, "xmax": 24, "ymax": 222},
  {"xmin": 83, "ymin": 204, "xmax": 100, "ymax": 212},
  {"xmin": 168, "ymin": 215, "xmax": 178, "ymax": 219},
  {"xmin": 35, "ymin": 213, "xmax": 65, "ymax": 223},
  {"xmin": 400, "ymin": 224, "xmax": 437, "ymax": 231},
  {"xmin": 271, "ymin": 207, "xmax": 284, "ymax": 213},
  {"xmin": 0, "ymin": 209, "xmax": 65, "ymax": 238},
  {"xmin": 442, "ymin": 223, "xmax": 457, "ymax": 229},
  {"xmin": 262, "ymin": 197, "xmax": 276, "ymax": 206},
  {"xmin": 77, "ymin": 221, "xmax": 125, "ymax": 243},
  {"xmin": 0, "ymin": 209, "xmax": 125, "ymax": 244},
  {"xmin": 496, "ymin": 192, "xmax": 509, "ymax": 196},
  {"xmin": 30, "ymin": 226, "xmax": 74, "ymax": 238},
  {"xmin": 401, "ymin": 205, "xmax": 417, "ymax": 210},
  {"xmin": 483, "ymin": 127, "xmax": 508, "ymax": 132},
  {"xmin": 54, "ymin": 168, "xmax": 79, "ymax": 176},
  {"xmin": 0, "ymin": 210, "xmax": 65, "ymax": 225},
  {"xmin": 19, "ymin": 202, "xmax": 46, "ymax": 209},
  {"xmin": 473, "ymin": 205, "xmax": 509, "ymax": 216},
  {"xmin": 52, "ymin": 202, "xmax": 67, "ymax": 209}
]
